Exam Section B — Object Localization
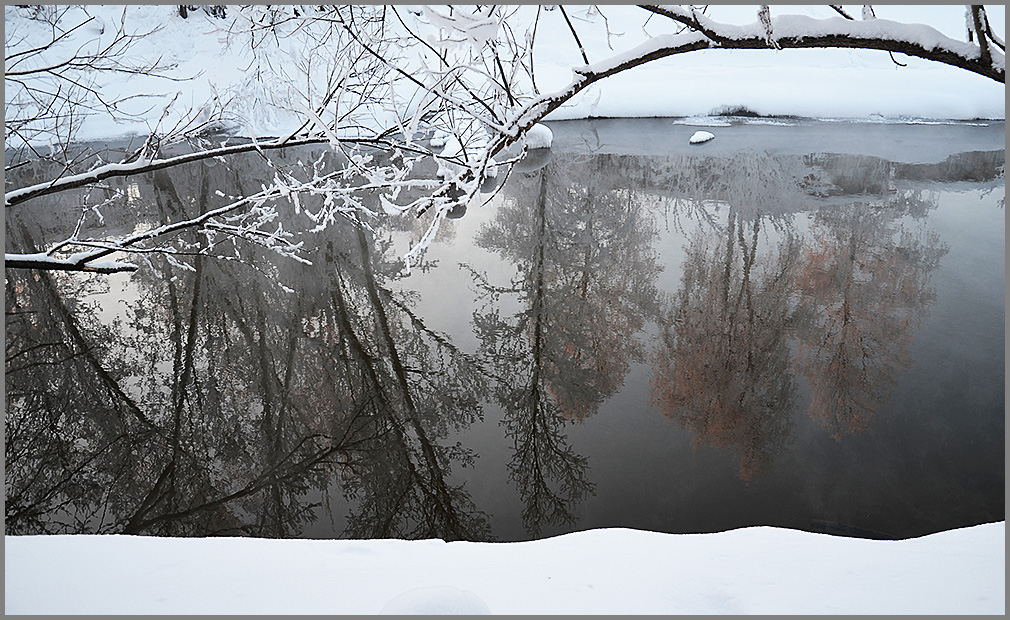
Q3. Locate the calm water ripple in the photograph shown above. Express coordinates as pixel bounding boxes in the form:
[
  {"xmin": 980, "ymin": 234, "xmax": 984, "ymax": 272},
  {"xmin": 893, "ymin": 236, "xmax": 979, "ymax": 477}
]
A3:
[{"xmin": 5, "ymin": 120, "xmax": 1004, "ymax": 541}]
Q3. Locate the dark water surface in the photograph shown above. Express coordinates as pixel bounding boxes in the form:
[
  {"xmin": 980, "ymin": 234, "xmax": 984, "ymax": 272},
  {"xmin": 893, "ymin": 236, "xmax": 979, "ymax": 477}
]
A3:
[{"xmin": 5, "ymin": 119, "xmax": 1005, "ymax": 542}]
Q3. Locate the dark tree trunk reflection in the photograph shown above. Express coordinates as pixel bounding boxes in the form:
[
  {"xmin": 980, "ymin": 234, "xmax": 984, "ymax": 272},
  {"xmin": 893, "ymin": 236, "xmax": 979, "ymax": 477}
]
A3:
[
  {"xmin": 5, "ymin": 144, "xmax": 491, "ymax": 540},
  {"xmin": 467, "ymin": 154, "xmax": 663, "ymax": 536}
]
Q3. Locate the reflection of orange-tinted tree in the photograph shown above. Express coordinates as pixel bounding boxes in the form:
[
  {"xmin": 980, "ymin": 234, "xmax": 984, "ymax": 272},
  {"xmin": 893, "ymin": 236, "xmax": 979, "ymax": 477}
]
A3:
[
  {"xmin": 469, "ymin": 155, "xmax": 662, "ymax": 535},
  {"xmin": 794, "ymin": 191, "xmax": 948, "ymax": 439},
  {"xmin": 652, "ymin": 212, "xmax": 799, "ymax": 481}
]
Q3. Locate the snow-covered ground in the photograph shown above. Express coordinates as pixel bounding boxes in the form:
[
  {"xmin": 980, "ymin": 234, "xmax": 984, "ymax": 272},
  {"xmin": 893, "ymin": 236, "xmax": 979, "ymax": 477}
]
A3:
[
  {"xmin": 532, "ymin": 5, "xmax": 1005, "ymax": 122},
  {"xmin": 5, "ymin": 522, "xmax": 1004, "ymax": 614}
]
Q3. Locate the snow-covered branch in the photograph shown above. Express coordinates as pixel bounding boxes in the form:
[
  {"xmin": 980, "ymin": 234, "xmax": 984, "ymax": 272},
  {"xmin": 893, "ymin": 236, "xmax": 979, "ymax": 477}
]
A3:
[
  {"xmin": 4, "ymin": 134, "xmax": 439, "ymax": 208},
  {"xmin": 6, "ymin": 185, "xmax": 289, "ymax": 273},
  {"xmin": 3, "ymin": 252, "xmax": 139, "ymax": 274},
  {"xmin": 472, "ymin": 5, "xmax": 1006, "ymax": 173},
  {"xmin": 638, "ymin": 5, "xmax": 1004, "ymax": 82},
  {"xmin": 4, "ymin": 5, "xmax": 1004, "ymax": 281}
]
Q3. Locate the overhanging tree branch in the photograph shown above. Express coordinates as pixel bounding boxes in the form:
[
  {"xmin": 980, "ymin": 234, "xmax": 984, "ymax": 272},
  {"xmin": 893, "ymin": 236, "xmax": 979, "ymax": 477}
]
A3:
[
  {"xmin": 637, "ymin": 5, "xmax": 1004, "ymax": 82},
  {"xmin": 5, "ymin": 5, "xmax": 1004, "ymax": 278},
  {"xmin": 4, "ymin": 134, "xmax": 437, "ymax": 208},
  {"xmin": 970, "ymin": 5, "xmax": 992, "ymax": 67}
]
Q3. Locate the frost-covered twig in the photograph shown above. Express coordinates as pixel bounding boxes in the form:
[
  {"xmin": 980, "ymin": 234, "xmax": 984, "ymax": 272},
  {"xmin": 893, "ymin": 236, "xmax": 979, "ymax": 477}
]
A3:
[
  {"xmin": 5, "ymin": 7, "xmax": 185, "ymax": 156},
  {"xmin": 6, "ymin": 4, "xmax": 1004, "ymax": 283},
  {"xmin": 4, "ymin": 134, "xmax": 439, "ymax": 208}
]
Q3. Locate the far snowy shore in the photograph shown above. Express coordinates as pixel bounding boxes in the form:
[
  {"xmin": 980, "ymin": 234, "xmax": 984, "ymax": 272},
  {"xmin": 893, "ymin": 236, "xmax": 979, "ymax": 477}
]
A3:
[
  {"xmin": 5, "ymin": 522, "xmax": 1005, "ymax": 614},
  {"xmin": 4, "ymin": 5, "xmax": 1004, "ymax": 149}
]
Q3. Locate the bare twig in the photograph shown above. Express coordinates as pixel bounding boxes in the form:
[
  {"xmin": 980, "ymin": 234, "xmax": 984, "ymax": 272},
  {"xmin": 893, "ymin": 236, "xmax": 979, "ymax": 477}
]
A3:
[
  {"xmin": 829, "ymin": 6, "xmax": 855, "ymax": 20},
  {"xmin": 559, "ymin": 6, "xmax": 590, "ymax": 65}
]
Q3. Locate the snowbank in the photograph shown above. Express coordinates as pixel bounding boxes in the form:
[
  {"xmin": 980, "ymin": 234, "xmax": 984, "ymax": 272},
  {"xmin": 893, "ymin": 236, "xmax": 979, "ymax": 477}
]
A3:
[
  {"xmin": 5, "ymin": 522, "xmax": 1004, "ymax": 614},
  {"xmin": 533, "ymin": 5, "xmax": 1005, "ymax": 122}
]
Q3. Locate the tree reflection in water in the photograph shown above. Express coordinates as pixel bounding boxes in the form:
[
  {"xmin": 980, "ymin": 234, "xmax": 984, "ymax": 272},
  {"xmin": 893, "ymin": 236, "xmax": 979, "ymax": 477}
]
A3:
[
  {"xmin": 794, "ymin": 192, "xmax": 948, "ymax": 439},
  {"xmin": 649, "ymin": 150, "xmax": 819, "ymax": 481},
  {"xmin": 653, "ymin": 212, "xmax": 800, "ymax": 481},
  {"xmin": 4, "ymin": 138, "xmax": 999, "ymax": 538},
  {"xmin": 5, "ymin": 145, "xmax": 491, "ymax": 540},
  {"xmin": 6, "ymin": 266, "xmax": 158, "ymax": 534},
  {"xmin": 650, "ymin": 151, "xmax": 950, "ymax": 480},
  {"xmin": 467, "ymin": 154, "xmax": 663, "ymax": 536}
]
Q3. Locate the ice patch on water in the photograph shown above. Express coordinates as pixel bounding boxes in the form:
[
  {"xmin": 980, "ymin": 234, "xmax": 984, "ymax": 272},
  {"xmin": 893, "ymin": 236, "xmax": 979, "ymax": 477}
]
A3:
[{"xmin": 672, "ymin": 116, "xmax": 733, "ymax": 127}]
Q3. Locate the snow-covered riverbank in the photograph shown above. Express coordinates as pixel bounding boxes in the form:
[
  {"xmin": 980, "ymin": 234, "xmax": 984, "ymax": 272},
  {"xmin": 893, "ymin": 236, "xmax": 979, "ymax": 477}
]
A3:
[
  {"xmin": 5, "ymin": 522, "xmax": 1004, "ymax": 614},
  {"xmin": 4, "ymin": 4, "xmax": 1004, "ymax": 149}
]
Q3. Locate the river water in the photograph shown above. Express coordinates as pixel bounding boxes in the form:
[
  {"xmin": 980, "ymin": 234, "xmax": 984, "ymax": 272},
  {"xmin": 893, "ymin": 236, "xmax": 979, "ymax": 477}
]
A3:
[{"xmin": 5, "ymin": 118, "xmax": 1005, "ymax": 542}]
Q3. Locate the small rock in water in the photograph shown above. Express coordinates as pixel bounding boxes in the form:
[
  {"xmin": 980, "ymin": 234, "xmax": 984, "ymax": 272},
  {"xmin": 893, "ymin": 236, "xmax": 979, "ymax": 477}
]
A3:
[
  {"xmin": 379, "ymin": 585, "xmax": 492, "ymax": 615},
  {"xmin": 689, "ymin": 130, "xmax": 715, "ymax": 145}
]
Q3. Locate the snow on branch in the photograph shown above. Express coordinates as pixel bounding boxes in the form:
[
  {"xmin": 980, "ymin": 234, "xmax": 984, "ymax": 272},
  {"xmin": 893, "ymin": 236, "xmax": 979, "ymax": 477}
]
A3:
[
  {"xmin": 5, "ymin": 186, "xmax": 290, "ymax": 274},
  {"xmin": 4, "ymin": 252, "xmax": 139, "ymax": 273},
  {"xmin": 637, "ymin": 5, "xmax": 1004, "ymax": 82},
  {"xmin": 476, "ymin": 4, "xmax": 1004, "ymax": 190},
  {"xmin": 4, "ymin": 5, "xmax": 1004, "ymax": 281},
  {"xmin": 476, "ymin": 6, "xmax": 1007, "ymax": 151},
  {"xmin": 4, "ymin": 134, "xmax": 438, "ymax": 208}
]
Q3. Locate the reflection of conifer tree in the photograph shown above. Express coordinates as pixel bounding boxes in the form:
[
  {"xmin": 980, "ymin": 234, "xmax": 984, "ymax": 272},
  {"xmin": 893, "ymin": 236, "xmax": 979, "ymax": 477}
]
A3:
[
  {"xmin": 794, "ymin": 192, "xmax": 948, "ymax": 439},
  {"xmin": 469, "ymin": 155, "xmax": 662, "ymax": 535},
  {"xmin": 474, "ymin": 169, "xmax": 594, "ymax": 537},
  {"xmin": 652, "ymin": 212, "xmax": 799, "ymax": 481},
  {"xmin": 480, "ymin": 155, "xmax": 662, "ymax": 420}
]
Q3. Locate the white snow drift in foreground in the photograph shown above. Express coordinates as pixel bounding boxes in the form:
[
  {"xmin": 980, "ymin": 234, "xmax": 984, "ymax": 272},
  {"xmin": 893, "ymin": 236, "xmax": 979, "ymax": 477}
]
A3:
[{"xmin": 5, "ymin": 522, "xmax": 1004, "ymax": 615}]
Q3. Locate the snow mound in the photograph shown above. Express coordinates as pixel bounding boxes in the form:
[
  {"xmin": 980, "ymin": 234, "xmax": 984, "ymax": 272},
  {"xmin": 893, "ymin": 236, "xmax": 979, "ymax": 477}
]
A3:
[
  {"xmin": 379, "ymin": 586, "xmax": 492, "ymax": 615},
  {"xmin": 689, "ymin": 130, "xmax": 716, "ymax": 144},
  {"xmin": 524, "ymin": 123, "xmax": 553, "ymax": 149},
  {"xmin": 4, "ymin": 523, "xmax": 1005, "ymax": 614}
]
